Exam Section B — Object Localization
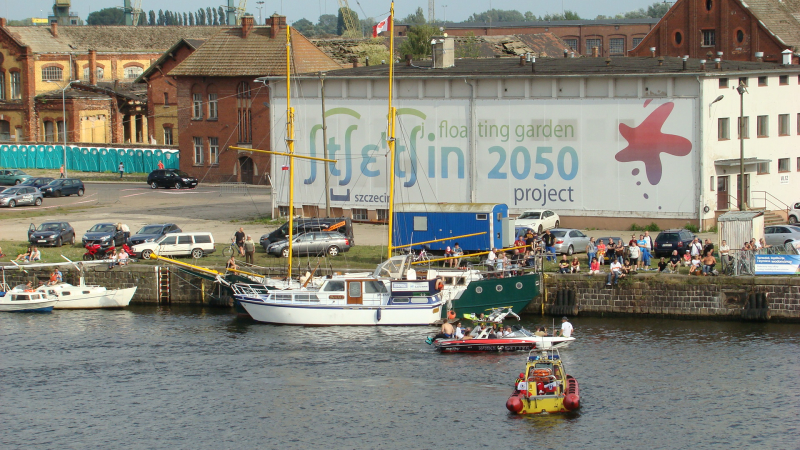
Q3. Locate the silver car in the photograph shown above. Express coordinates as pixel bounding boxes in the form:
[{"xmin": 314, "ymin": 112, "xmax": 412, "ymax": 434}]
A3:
[
  {"xmin": 0, "ymin": 186, "xmax": 43, "ymax": 208},
  {"xmin": 764, "ymin": 225, "xmax": 800, "ymax": 247},
  {"xmin": 550, "ymin": 228, "xmax": 591, "ymax": 255},
  {"xmin": 267, "ymin": 231, "xmax": 353, "ymax": 257}
]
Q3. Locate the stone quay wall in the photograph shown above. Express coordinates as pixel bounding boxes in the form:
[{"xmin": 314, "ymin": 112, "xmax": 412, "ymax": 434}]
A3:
[{"xmin": 526, "ymin": 273, "xmax": 800, "ymax": 322}]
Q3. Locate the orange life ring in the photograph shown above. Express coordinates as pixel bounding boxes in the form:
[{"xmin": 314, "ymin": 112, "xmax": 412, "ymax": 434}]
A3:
[
  {"xmin": 447, "ymin": 310, "xmax": 456, "ymax": 320},
  {"xmin": 435, "ymin": 279, "xmax": 444, "ymax": 291},
  {"xmin": 532, "ymin": 368, "xmax": 552, "ymax": 377}
]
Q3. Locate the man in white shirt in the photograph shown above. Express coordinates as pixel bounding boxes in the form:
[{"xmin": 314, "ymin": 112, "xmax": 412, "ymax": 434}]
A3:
[
  {"xmin": 690, "ymin": 238, "xmax": 703, "ymax": 257},
  {"xmin": 560, "ymin": 316, "xmax": 573, "ymax": 337},
  {"xmin": 607, "ymin": 260, "xmax": 622, "ymax": 285}
]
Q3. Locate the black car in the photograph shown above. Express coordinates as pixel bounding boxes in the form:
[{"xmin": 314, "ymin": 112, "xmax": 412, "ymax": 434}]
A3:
[
  {"xmin": 82, "ymin": 222, "xmax": 128, "ymax": 247},
  {"xmin": 128, "ymin": 223, "xmax": 182, "ymax": 246},
  {"xmin": 28, "ymin": 221, "xmax": 75, "ymax": 247},
  {"xmin": 653, "ymin": 229, "xmax": 697, "ymax": 257},
  {"xmin": 147, "ymin": 169, "xmax": 198, "ymax": 189},
  {"xmin": 260, "ymin": 217, "xmax": 354, "ymax": 250},
  {"xmin": 41, "ymin": 178, "xmax": 85, "ymax": 197},
  {"xmin": 19, "ymin": 177, "xmax": 55, "ymax": 189}
]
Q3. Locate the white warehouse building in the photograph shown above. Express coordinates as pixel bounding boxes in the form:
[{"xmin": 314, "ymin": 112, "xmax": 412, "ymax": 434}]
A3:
[{"xmin": 266, "ymin": 52, "xmax": 800, "ymax": 230}]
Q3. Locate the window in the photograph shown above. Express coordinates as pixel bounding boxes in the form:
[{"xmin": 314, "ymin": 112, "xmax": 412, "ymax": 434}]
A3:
[
  {"xmin": 209, "ymin": 137, "xmax": 219, "ymax": 165},
  {"xmin": 0, "ymin": 120, "xmax": 10, "ymax": 141},
  {"xmin": 757, "ymin": 162, "xmax": 769, "ymax": 174},
  {"xmin": 736, "ymin": 29, "xmax": 744, "ymax": 43},
  {"xmin": 609, "ymin": 38, "xmax": 624, "ymax": 54},
  {"xmin": 376, "ymin": 209, "xmax": 389, "ymax": 221},
  {"xmin": 710, "ymin": 176, "xmax": 715, "ymax": 191},
  {"xmin": 194, "ymin": 235, "xmax": 212, "ymax": 244},
  {"xmin": 208, "ymin": 93, "xmax": 218, "ymax": 119},
  {"xmin": 11, "ymin": 72, "xmax": 21, "ymax": 99},
  {"xmin": 778, "ymin": 158, "xmax": 790, "ymax": 172},
  {"xmin": 236, "ymin": 82, "xmax": 252, "ymax": 143},
  {"xmin": 758, "ymin": 76, "xmax": 767, "ymax": 86},
  {"xmin": 702, "ymin": 30, "xmax": 715, "ymax": 46},
  {"xmin": 779, "ymin": 114, "xmax": 789, "ymax": 136},
  {"xmin": 0, "ymin": 73, "xmax": 5, "ymax": 100},
  {"xmin": 719, "ymin": 78, "xmax": 728, "ymax": 88},
  {"xmin": 192, "ymin": 93, "xmax": 202, "ymax": 119},
  {"xmin": 706, "ymin": 0, "xmax": 713, "ymax": 10},
  {"xmin": 413, "ymin": 215, "xmax": 428, "ymax": 231},
  {"xmin": 44, "ymin": 121, "xmax": 55, "ymax": 142},
  {"xmin": 586, "ymin": 38, "xmax": 601, "ymax": 53},
  {"xmin": 56, "ymin": 120, "xmax": 64, "ymax": 141},
  {"xmin": 798, "ymin": 113, "xmax": 800, "ymax": 135},
  {"xmin": 163, "ymin": 92, "xmax": 169, "ymax": 106},
  {"xmin": 738, "ymin": 77, "xmax": 748, "ymax": 87},
  {"xmin": 82, "ymin": 67, "xmax": 103, "ymax": 80},
  {"xmin": 564, "ymin": 39, "xmax": 577, "ymax": 50},
  {"xmin": 124, "ymin": 66, "xmax": 143, "ymax": 79},
  {"xmin": 278, "ymin": 206, "xmax": 290, "ymax": 217},
  {"xmin": 193, "ymin": 136, "xmax": 203, "ymax": 165},
  {"xmin": 779, "ymin": 75, "xmax": 788, "ymax": 85},
  {"xmin": 41, "ymin": 66, "xmax": 63, "ymax": 81},
  {"xmin": 718, "ymin": 118, "xmax": 730, "ymax": 140},
  {"xmin": 674, "ymin": 31, "xmax": 683, "ymax": 44},
  {"xmin": 632, "ymin": 37, "xmax": 643, "ymax": 48},
  {"xmin": 797, "ymin": 157, "xmax": 800, "ymax": 172},
  {"xmin": 476, "ymin": 213, "xmax": 488, "ymax": 220},
  {"xmin": 178, "ymin": 236, "xmax": 192, "ymax": 245},
  {"xmin": 163, "ymin": 127, "xmax": 173, "ymax": 145},
  {"xmin": 757, "ymin": 115, "xmax": 768, "ymax": 137},
  {"xmin": 738, "ymin": 116, "xmax": 749, "ymax": 139},
  {"xmin": 352, "ymin": 208, "xmax": 369, "ymax": 221}
]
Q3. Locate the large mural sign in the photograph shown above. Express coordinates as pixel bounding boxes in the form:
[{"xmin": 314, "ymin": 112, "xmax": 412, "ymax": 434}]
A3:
[
  {"xmin": 0, "ymin": 145, "xmax": 179, "ymax": 173},
  {"xmin": 276, "ymin": 98, "xmax": 697, "ymax": 216}
]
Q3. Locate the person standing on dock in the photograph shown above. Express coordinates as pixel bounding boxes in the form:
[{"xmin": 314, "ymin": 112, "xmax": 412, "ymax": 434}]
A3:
[
  {"xmin": 234, "ymin": 227, "xmax": 246, "ymax": 257},
  {"xmin": 59, "ymin": 165, "xmax": 65, "ymax": 178},
  {"xmin": 244, "ymin": 235, "xmax": 255, "ymax": 265},
  {"xmin": 118, "ymin": 162, "xmax": 125, "ymax": 179},
  {"xmin": 542, "ymin": 229, "xmax": 556, "ymax": 262}
]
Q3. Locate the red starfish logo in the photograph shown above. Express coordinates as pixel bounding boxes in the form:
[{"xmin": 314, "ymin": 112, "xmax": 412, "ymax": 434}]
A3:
[{"xmin": 616, "ymin": 102, "xmax": 692, "ymax": 185}]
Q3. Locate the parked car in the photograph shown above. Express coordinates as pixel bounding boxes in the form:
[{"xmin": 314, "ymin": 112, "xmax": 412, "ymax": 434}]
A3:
[
  {"xmin": 128, "ymin": 223, "xmax": 182, "ymax": 246},
  {"xmin": 131, "ymin": 232, "xmax": 215, "ymax": 259},
  {"xmin": 261, "ymin": 217, "xmax": 354, "ymax": 248},
  {"xmin": 0, "ymin": 186, "xmax": 43, "ymax": 208},
  {"xmin": 764, "ymin": 225, "xmax": 800, "ymax": 247},
  {"xmin": 514, "ymin": 210, "xmax": 560, "ymax": 234},
  {"xmin": 653, "ymin": 229, "xmax": 696, "ymax": 257},
  {"xmin": 82, "ymin": 222, "xmax": 128, "ymax": 247},
  {"xmin": 266, "ymin": 231, "xmax": 352, "ymax": 257},
  {"xmin": 550, "ymin": 228, "xmax": 591, "ymax": 255},
  {"xmin": 19, "ymin": 177, "xmax": 55, "ymax": 189},
  {"xmin": 0, "ymin": 169, "xmax": 32, "ymax": 185},
  {"xmin": 28, "ymin": 221, "xmax": 75, "ymax": 247},
  {"xmin": 788, "ymin": 202, "xmax": 800, "ymax": 225},
  {"xmin": 147, "ymin": 169, "xmax": 198, "ymax": 189},
  {"xmin": 41, "ymin": 178, "xmax": 85, "ymax": 197}
]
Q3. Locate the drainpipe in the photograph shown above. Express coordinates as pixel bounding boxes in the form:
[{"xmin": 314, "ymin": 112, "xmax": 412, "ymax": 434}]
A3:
[
  {"xmin": 465, "ymin": 78, "xmax": 476, "ymax": 203},
  {"xmin": 697, "ymin": 75, "xmax": 705, "ymax": 231}
]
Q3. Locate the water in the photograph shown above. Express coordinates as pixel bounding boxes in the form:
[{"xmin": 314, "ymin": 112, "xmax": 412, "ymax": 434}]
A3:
[{"xmin": 2, "ymin": 307, "xmax": 799, "ymax": 449}]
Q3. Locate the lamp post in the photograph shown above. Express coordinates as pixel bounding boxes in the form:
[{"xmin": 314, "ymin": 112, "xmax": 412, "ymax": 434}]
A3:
[
  {"xmin": 49, "ymin": 79, "xmax": 79, "ymax": 178},
  {"xmin": 256, "ymin": 1, "xmax": 264, "ymax": 23},
  {"xmin": 736, "ymin": 82, "xmax": 748, "ymax": 211},
  {"xmin": 319, "ymin": 71, "xmax": 331, "ymax": 217}
]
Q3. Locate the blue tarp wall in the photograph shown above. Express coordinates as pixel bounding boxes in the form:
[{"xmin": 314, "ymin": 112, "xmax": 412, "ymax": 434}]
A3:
[
  {"xmin": 0, "ymin": 144, "xmax": 179, "ymax": 173},
  {"xmin": 393, "ymin": 204, "xmax": 507, "ymax": 252}
]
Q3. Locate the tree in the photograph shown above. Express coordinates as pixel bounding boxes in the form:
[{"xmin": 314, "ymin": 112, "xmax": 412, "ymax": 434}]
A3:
[
  {"xmin": 157, "ymin": 9, "xmax": 165, "ymax": 26},
  {"xmin": 399, "ymin": 24, "xmax": 437, "ymax": 59},
  {"xmin": 466, "ymin": 9, "xmax": 525, "ymax": 23},
  {"xmin": 455, "ymin": 31, "xmax": 480, "ymax": 58},
  {"xmin": 293, "ymin": 18, "xmax": 315, "ymax": 35},
  {"xmin": 646, "ymin": 2, "xmax": 671, "ymax": 17},
  {"xmin": 87, "ymin": 7, "xmax": 124, "ymax": 25},
  {"xmin": 148, "ymin": 10, "xmax": 156, "ymax": 26},
  {"xmin": 400, "ymin": 7, "xmax": 426, "ymax": 25},
  {"xmin": 195, "ymin": 12, "xmax": 200, "ymax": 25},
  {"xmin": 218, "ymin": 6, "xmax": 226, "ymax": 25},
  {"xmin": 207, "ymin": 7, "xmax": 213, "ymax": 25},
  {"xmin": 336, "ymin": 6, "xmax": 360, "ymax": 36},
  {"xmin": 213, "ymin": 11, "xmax": 218, "ymax": 26},
  {"xmin": 316, "ymin": 14, "xmax": 338, "ymax": 36},
  {"xmin": 189, "ymin": 13, "xmax": 195, "ymax": 26}
]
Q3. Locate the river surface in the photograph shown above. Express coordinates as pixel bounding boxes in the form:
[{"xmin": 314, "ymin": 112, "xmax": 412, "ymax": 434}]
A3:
[{"xmin": 2, "ymin": 307, "xmax": 799, "ymax": 449}]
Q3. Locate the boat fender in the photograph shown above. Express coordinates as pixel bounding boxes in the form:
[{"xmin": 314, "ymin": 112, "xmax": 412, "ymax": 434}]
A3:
[
  {"xmin": 564, "ymin": 393, "xmax": 580, "ymax": 411},
  {"xmin": 447, "ymin": 309, "xmax": 456, "ymax": 320},
  {"xmin": 506, "ymin": 395, "xmax": 524, "ymax": 414},
  {"xmin": 435, "ymin": 279, "xmax": 444, "ymax": 291},
  {"xmin": 377, "ymin": 308, "xmax": 382, "ymax": 322}
]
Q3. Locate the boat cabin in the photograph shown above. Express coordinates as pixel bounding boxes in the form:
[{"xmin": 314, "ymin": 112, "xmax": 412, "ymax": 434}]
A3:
[{"xmin": 9, "ymin": 292, "xmax": 47, "ymax": 301}]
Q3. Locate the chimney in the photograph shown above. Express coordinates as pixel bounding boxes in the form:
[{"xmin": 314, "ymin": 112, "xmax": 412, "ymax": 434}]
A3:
[
  {"xmin": 89, "ymin": 49, "xmax": 97, "ymax": 85},
  {"xmin": 352, "ymin": 57, "xmax": 359, "ymax": 68},
  {"xmin": 782, "ymin": 49, "xmax": 792, "ymax": 65},
  {"xmin": 241, "ymin": 15, "xmax": 254, "ymax": 39},
  {"xmin": 591, "ymin": 46, "xmax": 599, "ymax": 58},
  {"xmin": 519, "ymin": 55, "xmax": 526, "ymax": 66},
  {"xmin": 755, "ymin": 51, "xmax": 764, "ymax": 62},
  {"xmin": 658, "ymin": 56, "xmax": 664, "ymax": 66},
  {"xmin": 714, "ymin": 58, "xmax": 721, "ymax": 69},
  {"xmin": 700, "ymin": 59, "xmax": 706, "ymax": 70},
  {"xmin": 605, "ymin": 57, "xmax": 612, "ymax": 66},
  {"xmin": 682, "ymin": 55, "xmax": 688, "ymax": 71},
  {"xmin": 531, "ymin": 56, "xmax": 536, "ymax": 73},
  {"xmin": 405, "ymin": 54, "xmax": 412, "ymax": 66},
  {"xmin": 563, "ymin": 49, "xmax": 569, "ymax": 58},
  {"xmin": 51, "ymin": 21, "xmax": 58, "ymax": 38},
  {"xmin": 365, "ymin": 56, "xmax": 370, "ymax": 66},
  {"xmin": 569, "ymin": 51, "xmax": 575, "ymax": 58},
  {"xmin": 269, "ymin": 13, "xmax": 286, "ymax": 39},
  {"xmin": 650, "ymin": 47, "xmax": 656, "ymax": 58},
  {"xmin": 431, "ymin": 36, "xmax": 454, "ymax": 69},
  {"xmin": 0, "ymin": 18, "xmax": 7, "ymax": 27}
]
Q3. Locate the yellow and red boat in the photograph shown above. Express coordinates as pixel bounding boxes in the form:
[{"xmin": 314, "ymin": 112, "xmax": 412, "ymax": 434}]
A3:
[{"xmin": 506, "ymin": 350, "xmax": 580, "ymax": 415}]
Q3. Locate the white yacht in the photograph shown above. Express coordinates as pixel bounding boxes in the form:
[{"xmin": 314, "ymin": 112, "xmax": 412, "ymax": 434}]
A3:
[{"xmin": 38, "ymin": 282, "xmax": 136, "ymax": 309}]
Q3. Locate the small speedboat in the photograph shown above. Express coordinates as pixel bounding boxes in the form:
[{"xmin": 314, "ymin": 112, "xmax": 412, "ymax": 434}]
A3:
[
  {"xmin": 506, "ymin": 349, "xmax": 581, "ymax": 415},
  {"xmin": 0, "ymin": 286, "xmax": 58, "ymax": 312}
]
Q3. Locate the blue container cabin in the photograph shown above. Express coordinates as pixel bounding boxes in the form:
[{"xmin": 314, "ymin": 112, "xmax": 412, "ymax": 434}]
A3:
[{"xmin": 392, "ymin": 203, "xmax": 508, "ymax": 252}]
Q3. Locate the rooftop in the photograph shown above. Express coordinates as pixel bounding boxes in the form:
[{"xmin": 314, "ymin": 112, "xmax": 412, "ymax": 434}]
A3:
[
  {"xmin": 737, "ymin": 0, "xmax": 800, "ymax": 49},
  {"xmin": 397, "ymin": 18, "xmax": 660, "ymax": 27}
]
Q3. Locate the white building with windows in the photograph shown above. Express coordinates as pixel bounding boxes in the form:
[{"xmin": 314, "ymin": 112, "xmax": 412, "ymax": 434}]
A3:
[{"xmin": 267, "ymin": 54, "xmax": 800, "ymax": 229}]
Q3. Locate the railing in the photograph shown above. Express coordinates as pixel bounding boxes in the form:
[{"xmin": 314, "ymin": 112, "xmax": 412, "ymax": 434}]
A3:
[
  {"xmin": 722, "ymin": 243, "xmax": 799, "ymax": 276},
  {"xmin": 750, "ymin": 191, "xmax": 791, "ymax": 213},
  {"xmin": 219, "ymin": 182, "xmax": 249, "ymax": 196}
]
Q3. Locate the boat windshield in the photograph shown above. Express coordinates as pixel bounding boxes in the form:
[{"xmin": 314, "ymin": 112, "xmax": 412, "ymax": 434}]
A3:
[{"xmin": 372, "ymin": 255, "xmax": 409, "ymax": 279}]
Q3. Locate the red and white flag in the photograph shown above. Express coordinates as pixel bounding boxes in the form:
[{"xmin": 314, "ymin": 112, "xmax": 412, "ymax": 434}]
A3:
[{"xmin": 372, "ymin": 15, "xmax": 390, "ymax": 37}]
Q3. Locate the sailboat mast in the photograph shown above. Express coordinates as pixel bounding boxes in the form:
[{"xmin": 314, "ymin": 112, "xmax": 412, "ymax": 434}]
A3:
[
  {"xmin": 286, "ymin": 25, "xmax": 295, "ymax": 280},
  {"xmin": 386, "ymin": 2, "xmax": 396, "ymax": 260}
]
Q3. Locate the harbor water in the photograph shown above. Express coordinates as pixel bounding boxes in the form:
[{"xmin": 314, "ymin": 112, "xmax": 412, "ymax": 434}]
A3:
[{"xmin": 2, "ymin": 307, "xmax": 799, "ymax": 449}]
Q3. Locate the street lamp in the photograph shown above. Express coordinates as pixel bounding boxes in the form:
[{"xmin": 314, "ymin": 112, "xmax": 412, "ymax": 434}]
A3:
[
  {"xmin": 48, "ymin": 79, "xmax": 79, "ymax": 178},
  {"xmin": 256, "ymin": 1, "xmax": 264, "ymax": 24},
  {"xmin": 736, "ymin": 82, "xmax": 748, "ymax": 211}
]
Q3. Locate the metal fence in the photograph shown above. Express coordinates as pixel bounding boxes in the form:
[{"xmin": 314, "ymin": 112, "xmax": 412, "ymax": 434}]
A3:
[
  {"xmin": 219, "ymin": 182, "xmax": 249, "ymax": 196},
  {"xmin": 722, "ymin": 243, "xmax": 799, "ymax": 276}
]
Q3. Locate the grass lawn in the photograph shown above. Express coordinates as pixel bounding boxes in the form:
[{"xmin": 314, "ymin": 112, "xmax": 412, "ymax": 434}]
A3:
[{"xmin": 0, "ymin": 206, "xmax": 96, "ymax": 221}]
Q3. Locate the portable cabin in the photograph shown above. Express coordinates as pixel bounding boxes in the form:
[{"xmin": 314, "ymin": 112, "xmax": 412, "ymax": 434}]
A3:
[
  {"xmin": 393, "ymin": 203, "xmax": 510, "ymax": 252},
  {"xmin": 717, "ymin": 210, "xmax": 764, "ymax": 249}
]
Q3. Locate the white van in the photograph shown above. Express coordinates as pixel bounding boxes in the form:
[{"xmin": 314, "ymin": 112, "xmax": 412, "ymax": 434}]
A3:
[{"xmin": 132, "ymin": 232, "xmax": 216, "ymax": 259}]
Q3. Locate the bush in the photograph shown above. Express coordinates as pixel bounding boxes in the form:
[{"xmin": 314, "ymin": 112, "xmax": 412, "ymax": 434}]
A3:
[
  {"xmin": 684, "ymin": 223, "xmax": 699, "ymax": 233},
  {"xmin": 706, "ymin": 225, "xmax": 718, "ymax": 233},
  {"xmin": 644, "ymin": 222, "xmax": 660, "ymax": 232},
  {"xmin": 629, "ymin": 223, "xmax": 644, "ymax": 231}
]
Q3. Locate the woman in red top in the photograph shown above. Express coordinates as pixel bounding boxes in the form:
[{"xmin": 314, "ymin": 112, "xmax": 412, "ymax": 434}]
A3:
[{"xmin": 596, "ymin": 240, "xmax": 606, "ymax": 266}]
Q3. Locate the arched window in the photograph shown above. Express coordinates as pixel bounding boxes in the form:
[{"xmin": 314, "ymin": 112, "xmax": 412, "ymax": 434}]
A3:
[
  {"xmin": 124, "ymin": 66, "xmax": 143, "ymax": 79},
  {"xmin": 42, "ymin": 66, "xmax": 63, "ymax": 81},
  {"xmin": 237, "ymin": 82, "xmax": 252, "ymax": 143},
  {"xmin": 83, "ymin": 67, "xmax": 105, "ymax": 80},
  {"xmin": 44, "ymin": 121, "xmax": 55, "ymax": 142}
]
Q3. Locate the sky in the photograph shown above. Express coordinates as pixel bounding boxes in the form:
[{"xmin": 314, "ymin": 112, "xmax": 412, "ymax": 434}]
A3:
[{"xmin": 4, "ymin": 0, "xmax": 663, "ymax": 23}]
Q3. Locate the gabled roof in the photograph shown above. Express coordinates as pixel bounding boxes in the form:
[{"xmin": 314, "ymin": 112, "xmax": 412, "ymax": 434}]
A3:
[
  {"xmin": 168, "ymin": 26, "xmax": 342, "ymax": 77},
  {"xmin": 135, "ymin": 38, "xmax": 205, "ymax": 83},
  {"xmin": 398, "ymin": 18, "xmax": 660, "ymax": 27},
  {"xmin": 739, "ymin": 0, "xmax": 800, "ymax": 49},
  {"xmin": 2, "ymin": 26, "xmax": 220, "ymax": 53}
]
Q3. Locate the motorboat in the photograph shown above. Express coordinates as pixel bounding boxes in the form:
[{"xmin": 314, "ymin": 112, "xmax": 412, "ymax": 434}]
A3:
[
  {"xmin": 506, "ymin": 349, "xmax": 581, "ymax": 415},
  {"xmin": 38, "ymin": 282, "xmax": 136, "ymax": 309},
  {"xmin": 232, "ymin": 278, "xmax": 445, "ymax": 326},
  {"xmin": 428, "ymin": 307, "xmax": 575, "ymax": 353},
  {"xmin": 0, "ymin": 286, "xmax": 58, "ymax": 312}
]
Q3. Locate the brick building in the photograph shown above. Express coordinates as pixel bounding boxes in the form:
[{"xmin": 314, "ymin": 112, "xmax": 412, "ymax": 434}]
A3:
[
  {"xmin": 166, "ymin": 15, "xmax": 341, "ymax": 185},
  {"xmin": 0, "ymin": 19, "xmax": 218, "ymax": 144},
  {"xmin": 630, "ymin": 0, "xmax": 800, "ymax": 63},
  {"xmin": 393, "ymin": 19, "xmax": 659, "ymax": 57}
]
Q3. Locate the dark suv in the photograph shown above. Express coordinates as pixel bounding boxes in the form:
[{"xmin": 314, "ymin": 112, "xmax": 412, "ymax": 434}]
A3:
[
  {"xmin": 41, "ymin": 178, "xmax": 85, "ymax": 197},
  {"xmin": 148, "ymin": 169, "xmax": 198, "ymax": 189},
  {"xmin": 653, "ymin": 229, "xmax": 696, "ymax": 257}
]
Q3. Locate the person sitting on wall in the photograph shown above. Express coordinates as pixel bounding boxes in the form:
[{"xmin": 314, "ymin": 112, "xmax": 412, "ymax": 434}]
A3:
[
  {"xmin": 621, "ymin": 259, "xmax": 633, "ymax": 276},
  {"xmin": 689, "ymin": 254, "xmax": 702, "ymax": 275},
  {"xmin": 668, "ymin": 250, "xmax": 681, "ymax": 273},
  {"xmin": 571, "ymin": 256, "xmax": 580, "ymax": 273},
  {"xmin": 558, "ymin": 255, "xmax": 571, "ymax": 274},
  {"xmin": 226, "ymin": 256, "xmax": 238, "ymax": 271},
  {"xmin": 596, "ymin": 239, "xmax": 606, "ymax": 266},
  {"xmin": 589, "ymin": 257, "xmax": 600, "ymax": 275},
  {"xmin": 117, "ymin": 248, "xmax": 129, "ymax": 266},
  {"xmin": 606, "ymin": 260, "xmax": 622, "ymax": 286},
  {"xmin": 702, "ymin": 251, "xmax": 717, "ymax": 276},
  {"xmin": 657, "ymin": 257, "xmax": 669, "ymax": 273},
  {"xmin": 15, "ymin": 247, "xmax": 31, "ymax": 262},
  {"xmin": 682, "ymin": 250, "xmax": 692, "ymax": 266},
  {"xmin": 29, "ymin": 246, "xmax": 41, "ymax": 262}
]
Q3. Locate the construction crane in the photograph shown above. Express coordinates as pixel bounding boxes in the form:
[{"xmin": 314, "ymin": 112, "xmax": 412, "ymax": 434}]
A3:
[
  {"xmin": 337, "ymin": 0, "xmax": 362, "ymax": 38},
  {"xmin": 131, "ymin": 0, "xmax": 143, "ymax": 25},
  {"xmin": 221, "ymin": 0, "xmax": 247, "ymax": 25},
  {"xmin": 236, "ymin": 0, "xmax": 248, "ymax": 24}
]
